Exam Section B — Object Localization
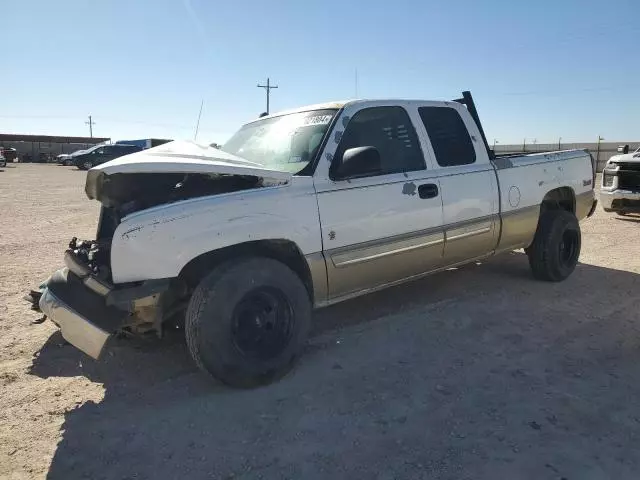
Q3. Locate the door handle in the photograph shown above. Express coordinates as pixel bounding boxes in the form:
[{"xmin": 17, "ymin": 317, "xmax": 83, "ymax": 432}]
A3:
[{"xmin": 418, "ymin": 183, "xmax": 439, "ymax": 199}]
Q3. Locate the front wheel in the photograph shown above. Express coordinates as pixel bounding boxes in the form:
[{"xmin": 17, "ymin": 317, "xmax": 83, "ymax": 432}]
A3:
[
  {"xmin": 185, "ymin": 257, "xmax": 312, "ymax": 388},
  {"xmin": 526, "ymin": 210, "xmax": 581, "ymax": 282},
  {"xmin": 81, "ymin": 160, "xmax": 93, "ymax": 170}
]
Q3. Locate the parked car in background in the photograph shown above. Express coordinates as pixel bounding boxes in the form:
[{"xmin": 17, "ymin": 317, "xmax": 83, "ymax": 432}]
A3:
[
  {"xmin": 601, "ymin": 145, "xmax": 640, "ymax": 215},
  {"xmin": 115, "ymin": 138, "xmax": 172, "ymax": 150},
  {"xmin": 57, "ymin": 154, "xmax": 73, "ymax": 165},
  {"xmin": 31, "ymin": 91, "xmax": 597, "ymax": 388},
  {"xmin": 1, "ymin": 147, "xmax": 17, "ymax": 163},
  {"xmin": 73, "ymin": 144, "xmax": 143, "ymax": 170},
  {"xmin": 20, "ymin": 152, "xmax": 54, "ymax": 163},
  {"xmin": 0, "ymin": 149, "xmax": 6, "ymax": 168},
  {"xmin": 59, "ymin": 148, "xmax": 91, "ymax": 166}
]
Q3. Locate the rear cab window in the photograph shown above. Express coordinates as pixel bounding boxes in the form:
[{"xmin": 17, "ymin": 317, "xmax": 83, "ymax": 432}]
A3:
[{"xmin": 418, "ymin": 107, "xmax": 476, "ymax": 167}]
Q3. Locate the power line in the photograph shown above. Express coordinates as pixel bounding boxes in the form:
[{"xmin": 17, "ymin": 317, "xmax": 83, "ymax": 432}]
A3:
[
  {"xmin": 0, "ymin": 114, "xmax": 199, "ymax": 130},
  {"xmin": 194, "ymin": 99, "xmax": 204, "ymax": 141},
  {"xmin": 498, "ymin": 84, "xmax": 640, "ymax": 97},
  {"xmin": 257, "ymin": 77, "xmax": 278, "ymax": 115},
  {"xmin": 0, "ymin": 114, "xmax": 78, "ymax": 120}
]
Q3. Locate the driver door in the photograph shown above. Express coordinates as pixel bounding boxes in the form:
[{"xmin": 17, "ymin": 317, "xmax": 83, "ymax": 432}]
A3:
[{"xmin": 314, "ymin": 104, "xmax": 445, "ymax": 300}]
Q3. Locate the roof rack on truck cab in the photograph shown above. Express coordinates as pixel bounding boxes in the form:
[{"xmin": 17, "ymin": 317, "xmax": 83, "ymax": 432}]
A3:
[{"xmin": 452, "ymin": 91, "xmax": 495, "ymax": 161}]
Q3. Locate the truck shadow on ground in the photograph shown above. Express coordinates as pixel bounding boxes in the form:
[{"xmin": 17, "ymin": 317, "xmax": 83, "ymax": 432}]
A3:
[{"xmin": 29, "ymin": 252, "xmax": 640, "ymax": 479}]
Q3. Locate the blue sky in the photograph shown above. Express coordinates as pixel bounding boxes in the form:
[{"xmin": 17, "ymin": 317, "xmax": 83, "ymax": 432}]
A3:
[{"xmin": 2, "ymin": 0, "xmax": 639, "ymax": 144}]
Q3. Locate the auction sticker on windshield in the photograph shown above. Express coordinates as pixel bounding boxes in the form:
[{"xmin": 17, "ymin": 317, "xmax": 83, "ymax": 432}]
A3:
[{"xmin": 303, "ymin": 115, "xmax": 333, "ymax": 126}]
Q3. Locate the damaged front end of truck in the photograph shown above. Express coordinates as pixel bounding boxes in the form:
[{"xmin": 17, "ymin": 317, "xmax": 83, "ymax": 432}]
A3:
[{"xmin": 26, "ymin": 140, "xmax": 292, "ymax": 359}]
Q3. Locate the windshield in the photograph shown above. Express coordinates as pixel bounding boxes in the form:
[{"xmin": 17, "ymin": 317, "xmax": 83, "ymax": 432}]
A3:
[{"xmin": 222, "ymin": 109, "xmax": 337, "ymax": 174}]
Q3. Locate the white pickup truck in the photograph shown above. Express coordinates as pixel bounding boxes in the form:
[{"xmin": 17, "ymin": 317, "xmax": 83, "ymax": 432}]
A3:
[
  {"xmin": 31, "ymin": 91, "xmax": 597, "ymax": 387},
  {"xmin": 601, "ymin": 145, "xmax": 640, "ymax": 215}
]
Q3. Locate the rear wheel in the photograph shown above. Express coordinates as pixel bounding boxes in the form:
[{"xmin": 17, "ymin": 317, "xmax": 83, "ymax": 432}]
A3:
[
  {"xmin": 82, "ymin": 160, "xmax": 93, "ymax": 170},
  {"xmin": 185, "ymin": 257, "xmax": 311, "ymax": 388},
  {"xmin": 526, "ymin": 210, "xmax": 581, "ymax": 282}
]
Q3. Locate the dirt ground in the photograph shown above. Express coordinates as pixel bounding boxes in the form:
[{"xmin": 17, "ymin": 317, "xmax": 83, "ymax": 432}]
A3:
[{"xmin": 1, "ymin": 164, "xmax": 640, "ymax": 479}]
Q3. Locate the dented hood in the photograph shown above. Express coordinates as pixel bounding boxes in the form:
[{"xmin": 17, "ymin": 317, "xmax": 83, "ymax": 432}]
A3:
[{"xmin": 85, "ymin": 140, "xmax": 293, "ymax": 202}]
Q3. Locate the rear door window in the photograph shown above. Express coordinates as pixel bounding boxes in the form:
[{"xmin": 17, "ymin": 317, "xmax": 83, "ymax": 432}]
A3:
[{"xmin": 418, "ymin": 107, "xmax": 476, "ymax": 167}]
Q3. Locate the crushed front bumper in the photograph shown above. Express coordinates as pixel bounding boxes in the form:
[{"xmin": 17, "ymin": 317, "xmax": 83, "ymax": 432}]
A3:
[
  {"xmin": 37, "ymin": 253, "xmax": 171, "ymax": 359},
  {"xmin": 39, "ymin": 268, "xmax": 127, "ymax": 359},
  {"xmin": 600, "ymin": 189, "xmax": 640, "ymax": 212}
]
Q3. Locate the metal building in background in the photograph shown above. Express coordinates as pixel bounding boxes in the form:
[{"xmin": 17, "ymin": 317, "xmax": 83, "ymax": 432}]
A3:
[{"xmin": 0, "ymin": 133, "xmax": 110, "ymax": 162}]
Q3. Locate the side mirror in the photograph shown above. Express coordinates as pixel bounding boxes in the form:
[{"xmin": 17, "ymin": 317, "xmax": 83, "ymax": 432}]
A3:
[
  {"xmin": 618, "ymin": 145, "xmax": 630, "ymax": 154},
  {"xmin": 335, "ymin": 146, "xmax": 381, "ymax": 179}
]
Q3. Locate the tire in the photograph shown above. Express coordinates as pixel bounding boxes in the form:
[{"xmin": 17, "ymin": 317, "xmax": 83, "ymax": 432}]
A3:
[
  {"xmin": 185, "ymin": 257, "xmax": 312, "ymax": 388},
  {"xmin": 526, "ymin": 210, "xmax": 581, "ymax": 282},
  {"xmin": 82, "ymin": 160, "xmax": 93, "ymax": 170}
]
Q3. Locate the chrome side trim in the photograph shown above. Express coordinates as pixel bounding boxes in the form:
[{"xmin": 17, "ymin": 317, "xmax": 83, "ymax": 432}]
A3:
[
  {"xmin": 325, "ymin": 227, "xmax": 445, "ymax": 298},
  {"xmin": 331, "ymin": 233, "xmax": 444, "ymax": 267},
  {"xmin": 446, "ymin": 226, "xmax": 491, "ymax": 241},
  {"xmin": 446, "ymin": 223, "xmax": 492, "ymax": 241},
  {"xmin": 442, "ymin": 215, "xmax": 497, "ymax": 265},
  {"xmin": 317, "ymin": 253, "xmax": 493, "ymax": 308}
]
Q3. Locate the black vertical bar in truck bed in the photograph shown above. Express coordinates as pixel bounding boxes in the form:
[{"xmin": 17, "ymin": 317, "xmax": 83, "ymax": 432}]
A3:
[{"xmin": 452, "ymin": 91, "xmax": 495, "ymax": 160}]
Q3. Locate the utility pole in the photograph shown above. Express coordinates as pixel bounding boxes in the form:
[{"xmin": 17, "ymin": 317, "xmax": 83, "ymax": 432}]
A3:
[
  {"xmin": 596, "ymin": 135, "xmax": 604, "ymax": 165},
  {"xmin": 257, "ymin": 77, "xmax": 278, "ymax": 115},
  {"xmin": 355, "ymin": 68, "xmax": 359, "ymax": 98},
  {"xmin": 85, "ymin": 115, "xmax": 96, "ymax": 138},
  {"xmin": 558, "ymin": 137, "xmax": 562, "ymax": 150}
]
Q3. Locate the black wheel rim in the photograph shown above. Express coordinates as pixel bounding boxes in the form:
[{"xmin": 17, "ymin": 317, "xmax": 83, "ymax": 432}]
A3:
[
  {"xmin": 559, "ymin": 229, "xmax": 579, "ymax": 267},
  {"xmin": 231, "ymin": 287, "xmax": 294, "ymax": 360}
]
